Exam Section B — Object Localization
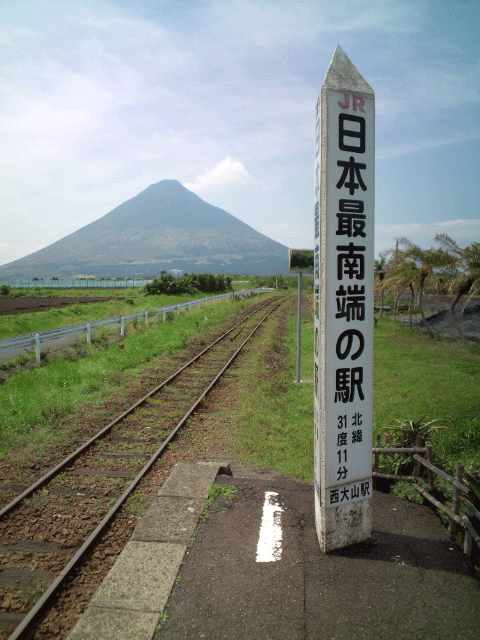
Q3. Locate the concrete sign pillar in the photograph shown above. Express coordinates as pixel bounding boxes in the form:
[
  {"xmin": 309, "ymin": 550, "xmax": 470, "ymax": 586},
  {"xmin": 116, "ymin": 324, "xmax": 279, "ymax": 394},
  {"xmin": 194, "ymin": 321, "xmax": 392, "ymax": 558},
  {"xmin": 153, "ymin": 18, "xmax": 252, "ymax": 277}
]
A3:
[{"xmin": 314, "ymin": 45, "xmax": 375, "ymax": 552}]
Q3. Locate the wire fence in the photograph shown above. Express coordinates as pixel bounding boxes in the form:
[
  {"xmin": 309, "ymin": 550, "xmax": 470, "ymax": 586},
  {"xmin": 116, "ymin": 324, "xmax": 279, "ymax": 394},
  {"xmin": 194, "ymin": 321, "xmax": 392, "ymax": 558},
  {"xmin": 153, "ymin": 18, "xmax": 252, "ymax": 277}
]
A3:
[{"xmin": 0, "ymin": 279, "xmax": 152, "ymax": 288}]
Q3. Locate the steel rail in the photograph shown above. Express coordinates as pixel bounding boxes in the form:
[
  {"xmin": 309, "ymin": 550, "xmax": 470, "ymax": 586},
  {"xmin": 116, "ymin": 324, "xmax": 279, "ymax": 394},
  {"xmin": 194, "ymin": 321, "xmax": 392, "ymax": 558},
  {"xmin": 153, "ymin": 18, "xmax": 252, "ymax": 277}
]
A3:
[
  {"xmin": 7, "ymin": 300, "xmax": 282, "ymax": 640},
  {"xmin": 0, "ymin": 297, "xmax": 278, "ymax": 520}
]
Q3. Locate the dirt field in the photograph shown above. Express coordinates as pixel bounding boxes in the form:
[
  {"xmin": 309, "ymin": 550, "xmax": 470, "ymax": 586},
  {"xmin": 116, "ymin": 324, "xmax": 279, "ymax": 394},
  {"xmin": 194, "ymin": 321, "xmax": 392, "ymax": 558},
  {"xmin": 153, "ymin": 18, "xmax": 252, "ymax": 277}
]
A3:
[{"xmin": 0, "ymin": 296, "xmax": 115, "ymax": 316}]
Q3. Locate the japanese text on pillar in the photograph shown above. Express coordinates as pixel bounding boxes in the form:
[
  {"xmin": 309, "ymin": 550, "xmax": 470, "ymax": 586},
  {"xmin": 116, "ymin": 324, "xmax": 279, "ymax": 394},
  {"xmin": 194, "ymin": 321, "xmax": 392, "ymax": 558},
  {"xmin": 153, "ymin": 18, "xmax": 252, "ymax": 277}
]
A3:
[{"xmin": 330, "ymin": 93, "xmax": 371, "ymax": 506}]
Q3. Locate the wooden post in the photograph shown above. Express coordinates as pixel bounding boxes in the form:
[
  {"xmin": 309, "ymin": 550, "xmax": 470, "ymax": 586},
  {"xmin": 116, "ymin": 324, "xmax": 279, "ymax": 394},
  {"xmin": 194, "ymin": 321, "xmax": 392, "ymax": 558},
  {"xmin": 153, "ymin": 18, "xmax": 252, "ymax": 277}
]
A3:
[
  {"xmin": 463, "ymin": 510, "xmax": 473, "ymax": 558},
  {"xmin": 426, "ymin": 444, "xmax": 434, "ymax": 492},
  {"xmin": 373, "ymin": 433, "xmax": 381, "ymax": 489},
  {"xmin": 413, "ymin": 435, "xmax": 424, "ymax": 478},
  {"xmin": 86, "ymin": 323, "xmax": 92, "ymax": 345},
  {"xmin": 448, "ymin": 462, "xmax": 464, "ymax": 537}
]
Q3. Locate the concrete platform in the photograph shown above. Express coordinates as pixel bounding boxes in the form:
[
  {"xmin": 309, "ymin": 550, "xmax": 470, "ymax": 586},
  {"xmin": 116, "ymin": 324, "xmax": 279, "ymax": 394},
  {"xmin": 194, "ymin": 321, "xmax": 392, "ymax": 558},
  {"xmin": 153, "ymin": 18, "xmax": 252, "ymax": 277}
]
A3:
[
  {"xmin": 68, "ymin": 461, "xmax": 230, "ymax": 640},
  {"xmin": 69, "ymin": 462, "xmax": 480, "ymax": 640}
]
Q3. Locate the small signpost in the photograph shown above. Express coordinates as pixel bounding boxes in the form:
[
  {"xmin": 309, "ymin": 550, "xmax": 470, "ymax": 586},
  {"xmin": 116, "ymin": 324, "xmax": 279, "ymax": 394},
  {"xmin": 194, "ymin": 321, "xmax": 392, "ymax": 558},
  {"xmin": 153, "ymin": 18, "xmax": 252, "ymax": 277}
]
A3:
[
  {"xmin": 314, "ymin": 46, "xmax": 375, "ymax": 552},
  {"xmin": 289, "ymin": 249, "xmax": 314, "ymax": 383}
]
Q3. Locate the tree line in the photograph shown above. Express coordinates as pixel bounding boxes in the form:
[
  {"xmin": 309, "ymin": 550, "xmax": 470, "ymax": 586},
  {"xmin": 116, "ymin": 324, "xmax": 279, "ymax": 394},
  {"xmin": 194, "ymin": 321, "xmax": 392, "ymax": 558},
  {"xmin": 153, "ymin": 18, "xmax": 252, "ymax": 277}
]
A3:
[
  {"xmin": 144, "ymin": 271, "xmax": 232, "ymax": 296},
  {"xmin": 375, "ymin": 234, "xmax": 480, "ymax": 338}
]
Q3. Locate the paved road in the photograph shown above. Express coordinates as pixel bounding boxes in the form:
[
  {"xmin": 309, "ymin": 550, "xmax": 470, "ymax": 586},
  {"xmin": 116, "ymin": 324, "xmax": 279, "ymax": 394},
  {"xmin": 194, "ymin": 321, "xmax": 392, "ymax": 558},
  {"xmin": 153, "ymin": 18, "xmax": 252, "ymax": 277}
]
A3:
[{"xmin": 157, "ymin": 467, "xmax": 480, "ymax": 640}]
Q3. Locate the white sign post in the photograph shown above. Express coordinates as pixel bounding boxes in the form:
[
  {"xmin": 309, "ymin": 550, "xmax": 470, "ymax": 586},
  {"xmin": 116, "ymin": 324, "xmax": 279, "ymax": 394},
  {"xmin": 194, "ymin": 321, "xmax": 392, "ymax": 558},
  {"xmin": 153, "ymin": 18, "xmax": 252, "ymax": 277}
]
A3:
[{"xmin": 314, "ymin": 45, "xmax": 375, "ymax": 552}]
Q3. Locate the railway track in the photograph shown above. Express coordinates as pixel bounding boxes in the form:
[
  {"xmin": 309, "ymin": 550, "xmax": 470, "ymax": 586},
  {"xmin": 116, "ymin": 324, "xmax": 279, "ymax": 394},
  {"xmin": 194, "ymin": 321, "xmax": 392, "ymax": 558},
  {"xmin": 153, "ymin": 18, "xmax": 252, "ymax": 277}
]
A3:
[{"xmin": 0, "ymin": 295, "xmax": 284, "ymax": 639}]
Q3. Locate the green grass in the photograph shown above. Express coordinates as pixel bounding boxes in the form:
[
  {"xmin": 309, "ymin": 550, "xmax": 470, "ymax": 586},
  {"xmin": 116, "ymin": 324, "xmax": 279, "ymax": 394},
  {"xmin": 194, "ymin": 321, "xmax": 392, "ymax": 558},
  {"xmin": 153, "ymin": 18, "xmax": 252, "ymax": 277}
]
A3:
[
  {"xmin": 2, "ymin": 293, "xmax": 478, "ymax": 482},
  {"xmin": 373, "ymin": 317, "xmax": 480, "ymax": 471},
  {"xmin": 201, "ymin": 482, "xmax": 236, "ymax": 518},
  {"xmin": 0, "ymin": 295, "xmax": 262, "ymax": 457},
  {"xmin": 230, "ymin": 298, "xmax": 315, "ymax": 481},
  {"xmin": 127, "ymin": 494, "xmax": 148, "ymax": 517},
  {"xmin": 228, "ymin": 300, "xmax": 480, "ymax": 480},
  {"xmin": 0, "ymin": 289, "xmax": 217, "ymax": 339}
]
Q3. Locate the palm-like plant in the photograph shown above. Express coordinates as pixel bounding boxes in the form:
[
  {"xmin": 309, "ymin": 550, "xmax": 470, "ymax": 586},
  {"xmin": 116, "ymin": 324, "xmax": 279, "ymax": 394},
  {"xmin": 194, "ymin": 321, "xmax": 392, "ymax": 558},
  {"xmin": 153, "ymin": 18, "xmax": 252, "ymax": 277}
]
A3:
[
  {"xmin": 391, "ymin": 238, "xmax": 455, "ymax": 337},
  {"xmin": 378, "ymin": 418, "xmax": 446, "ymax": 476},
  {"xmin": 434, "ymin": 235, "xmax": 480, "ymax": 337},
  {"xmin": 380, "ymin": 417, "xmax": 446, "ymax": 448},
  {"xmin": 382, "ymin": 248, "xmax": 418, "ymax": 325}
]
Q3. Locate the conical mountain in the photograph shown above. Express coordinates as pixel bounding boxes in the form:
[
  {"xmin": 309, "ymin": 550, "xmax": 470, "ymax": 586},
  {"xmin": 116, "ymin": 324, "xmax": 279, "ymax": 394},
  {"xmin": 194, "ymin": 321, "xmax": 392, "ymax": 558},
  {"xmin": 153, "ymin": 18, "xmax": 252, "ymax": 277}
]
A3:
[{"xmin": 0, "ymin": 180, "xmax": 289, "ymax": 278}]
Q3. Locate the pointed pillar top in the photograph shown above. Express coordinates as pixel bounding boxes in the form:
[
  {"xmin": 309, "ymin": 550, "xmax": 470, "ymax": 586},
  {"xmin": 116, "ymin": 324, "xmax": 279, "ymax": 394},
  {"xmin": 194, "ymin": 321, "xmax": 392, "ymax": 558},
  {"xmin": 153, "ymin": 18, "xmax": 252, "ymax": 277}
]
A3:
[{"xmin": 323, "ymin": 45, "xmax": 374, "ymax": 95}]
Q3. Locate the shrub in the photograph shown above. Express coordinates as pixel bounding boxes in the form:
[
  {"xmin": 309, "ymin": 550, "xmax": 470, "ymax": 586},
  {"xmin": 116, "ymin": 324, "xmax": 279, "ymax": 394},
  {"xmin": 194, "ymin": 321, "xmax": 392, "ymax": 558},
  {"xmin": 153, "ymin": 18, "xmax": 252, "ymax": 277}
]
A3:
[{"xmin": 144, "ymin": 272, "xmax": 232, "ymax": 296}]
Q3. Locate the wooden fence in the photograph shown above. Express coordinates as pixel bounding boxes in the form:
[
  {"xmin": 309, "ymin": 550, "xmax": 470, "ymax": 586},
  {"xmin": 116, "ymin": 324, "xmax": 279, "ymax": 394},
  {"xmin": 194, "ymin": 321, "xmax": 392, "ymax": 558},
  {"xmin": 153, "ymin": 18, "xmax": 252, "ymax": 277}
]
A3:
[{"xmin": 372, "ymin": 434, "xmax": 480, "ymax": 559}]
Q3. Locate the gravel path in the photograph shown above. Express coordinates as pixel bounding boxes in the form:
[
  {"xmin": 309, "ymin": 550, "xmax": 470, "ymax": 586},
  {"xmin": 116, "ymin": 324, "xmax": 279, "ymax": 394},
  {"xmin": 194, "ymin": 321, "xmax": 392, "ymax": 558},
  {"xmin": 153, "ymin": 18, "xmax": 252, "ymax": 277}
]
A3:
[{"xmin": 416, "ymin": 302, "xmax": 480, "ymax": 339}]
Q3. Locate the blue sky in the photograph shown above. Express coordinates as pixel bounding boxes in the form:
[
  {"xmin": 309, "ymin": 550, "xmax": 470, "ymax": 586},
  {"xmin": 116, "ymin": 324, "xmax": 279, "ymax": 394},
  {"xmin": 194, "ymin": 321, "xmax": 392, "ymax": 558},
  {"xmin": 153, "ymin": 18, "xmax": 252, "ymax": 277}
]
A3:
[{"xmin": 1, "ymin": 0, "xmax": 479, "ymax": 266}]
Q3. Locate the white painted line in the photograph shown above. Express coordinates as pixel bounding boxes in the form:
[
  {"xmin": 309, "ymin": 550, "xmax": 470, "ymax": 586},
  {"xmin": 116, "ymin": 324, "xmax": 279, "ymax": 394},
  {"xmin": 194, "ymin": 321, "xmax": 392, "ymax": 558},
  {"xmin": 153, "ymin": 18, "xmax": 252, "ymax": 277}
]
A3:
[{"xmin": 256, "ymin": 491, "xmax": 284, "ymax": 563}]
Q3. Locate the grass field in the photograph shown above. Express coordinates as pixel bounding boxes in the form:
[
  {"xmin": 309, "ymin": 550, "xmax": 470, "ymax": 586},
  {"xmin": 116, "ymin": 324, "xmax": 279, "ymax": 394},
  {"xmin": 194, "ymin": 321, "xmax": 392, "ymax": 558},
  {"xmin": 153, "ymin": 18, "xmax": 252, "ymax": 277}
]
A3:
[
  {"xmin": 0, "ymin": 280, "xmax": 278, "ymax": 339},
  {"xmin": 228, "ymin": 298, "xmax": 480, "ymax": 480},
  {"xmin": 373, "ymin": 318, "xmax": 480, "ymax": 471},
  {"xmin": 1, "ymin": 292, "xmax": 478, "ymax": 482},
  {"xmin": 225, "ymin": 297, "xmax": 315, "ymax": 480},
  {"xmin": 0, "ymin": 289, "xmax": 219, "ymax": 339},
  {"xmin": 0, "ymin": 294, "xmax": 262, "ymax": 457}
]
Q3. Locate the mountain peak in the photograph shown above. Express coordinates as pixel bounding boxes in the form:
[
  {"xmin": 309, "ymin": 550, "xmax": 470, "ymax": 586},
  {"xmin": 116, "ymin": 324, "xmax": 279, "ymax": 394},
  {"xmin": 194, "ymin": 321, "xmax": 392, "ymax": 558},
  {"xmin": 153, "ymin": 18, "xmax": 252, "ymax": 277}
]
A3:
[
  {"xmin": 0, "ymin": 182, "xmax": 288, "ymax": 278},
  {"xmin": 145, "ymin": 179, "xmax": 185, "ymax": 192}
]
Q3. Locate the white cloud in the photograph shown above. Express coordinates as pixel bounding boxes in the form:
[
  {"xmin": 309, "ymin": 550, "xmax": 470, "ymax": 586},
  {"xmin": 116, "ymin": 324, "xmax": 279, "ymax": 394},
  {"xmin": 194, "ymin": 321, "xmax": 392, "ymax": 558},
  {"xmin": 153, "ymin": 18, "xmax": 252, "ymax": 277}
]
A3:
[
  {"xmin": 320, "ymin": 0, "xmax": 423, "ymax": 34},
  {"xmin": 183, "ymin": 157, "xmax": 252, "ymax": 193},
  {"xmin": 374, "ymin": 218, "xmax": 480, "ymax": 257},
  {"xmin": 0, "ymin": 0, "xmax": 478, "ymax": 271},
  {"xmin": 378, "ymin": 127, "xmax": 480, "ymax": 160},
  {"xmin": 203, "ymin": 0, "xmax": 422, "ymax": 51}
]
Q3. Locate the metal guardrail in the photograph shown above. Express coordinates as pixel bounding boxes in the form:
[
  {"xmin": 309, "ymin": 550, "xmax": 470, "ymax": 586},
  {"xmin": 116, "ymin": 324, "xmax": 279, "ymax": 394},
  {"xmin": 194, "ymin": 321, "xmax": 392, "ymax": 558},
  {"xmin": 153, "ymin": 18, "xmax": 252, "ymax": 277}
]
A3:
[{"xmin": 0, "ymin": 289, "xmax": 274, "ymax": 363}]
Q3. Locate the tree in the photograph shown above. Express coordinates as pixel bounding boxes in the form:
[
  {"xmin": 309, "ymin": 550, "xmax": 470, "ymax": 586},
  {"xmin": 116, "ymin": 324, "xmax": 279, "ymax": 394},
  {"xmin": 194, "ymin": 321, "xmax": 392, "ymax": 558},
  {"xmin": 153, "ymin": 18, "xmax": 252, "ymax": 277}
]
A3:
[
  {"xmin": 382, "ymin": 247, "xmax": 418, "ymax": 325},
  {"xmin": 374, "ymin": 258, "xmax": 386, "ymax": 325},
  {"xmin": 389, "ymin": 238, "xmax": 455, "ymax": 337},
  {"xmin": 434, "ymin": 234, "xmax": 480, "ymax": 339}
]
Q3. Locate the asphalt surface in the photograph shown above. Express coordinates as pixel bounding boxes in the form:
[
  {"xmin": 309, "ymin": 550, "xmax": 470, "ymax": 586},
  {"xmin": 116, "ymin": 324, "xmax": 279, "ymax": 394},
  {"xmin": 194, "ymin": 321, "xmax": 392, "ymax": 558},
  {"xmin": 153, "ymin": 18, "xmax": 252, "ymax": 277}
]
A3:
[
  {"xmin": 69, "ymin": 462, "xmax": 480, "ymax": 640},
  {"xmin": 156, "ymin": 466, "xmax": 480, "ymax": 640}
]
